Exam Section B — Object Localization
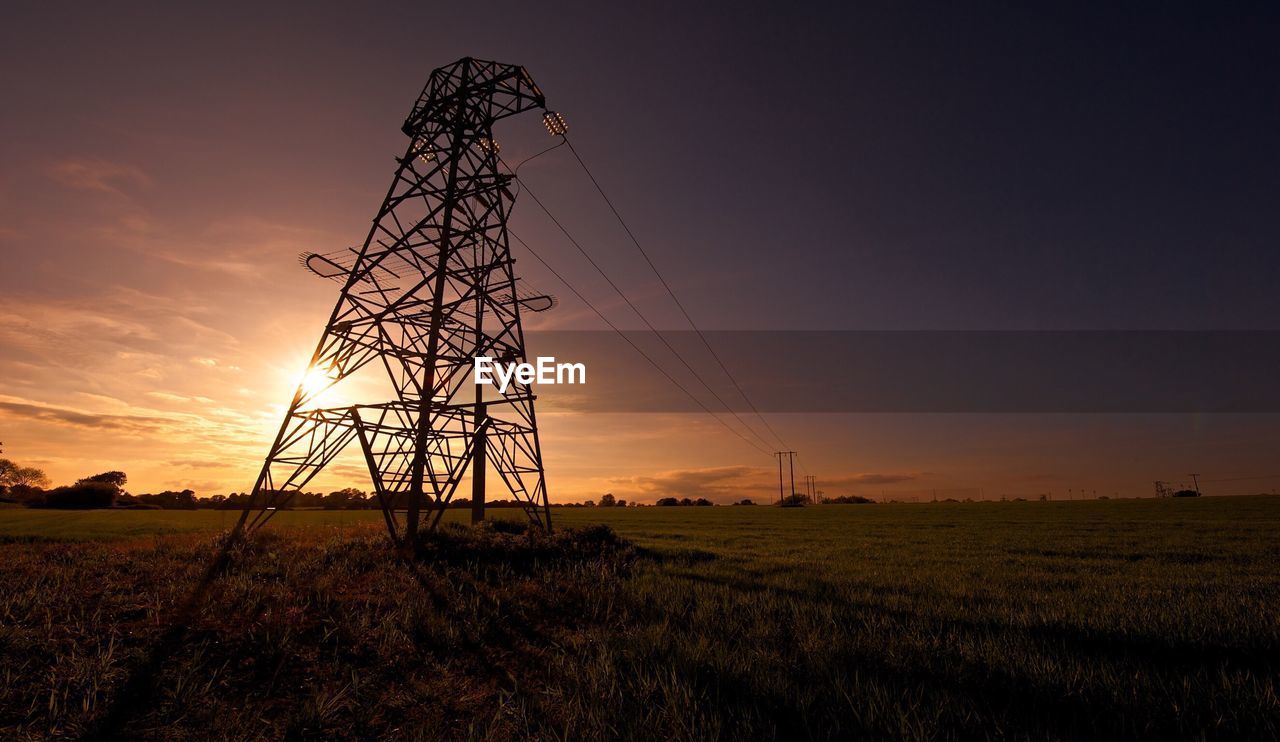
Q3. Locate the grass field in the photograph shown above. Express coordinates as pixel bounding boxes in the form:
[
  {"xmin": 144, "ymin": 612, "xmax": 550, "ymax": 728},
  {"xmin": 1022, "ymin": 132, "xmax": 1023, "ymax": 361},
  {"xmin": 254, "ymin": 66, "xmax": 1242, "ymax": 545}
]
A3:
[{"xmin": 1, "ymin": 498, "xmax": 1278, "ymax": 739}]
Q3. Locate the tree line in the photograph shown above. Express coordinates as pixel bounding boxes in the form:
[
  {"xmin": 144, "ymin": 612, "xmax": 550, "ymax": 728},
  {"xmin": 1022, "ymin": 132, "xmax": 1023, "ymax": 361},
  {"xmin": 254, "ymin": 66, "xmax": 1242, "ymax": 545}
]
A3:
[
  {"xmin": 1, "ymin": 457, "xmax": 879, "ymax": 509},
  {"xmin": 0, "ymin": 459, "xmax": 647, "ymax": 510}
]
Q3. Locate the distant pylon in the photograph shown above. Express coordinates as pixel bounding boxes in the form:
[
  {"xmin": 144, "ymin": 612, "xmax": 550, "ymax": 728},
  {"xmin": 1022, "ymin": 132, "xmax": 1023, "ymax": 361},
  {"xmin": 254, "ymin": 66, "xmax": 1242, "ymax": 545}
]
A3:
[{"xmin": 237, "ymin": 58, "xmax": 556, "ymax": 548}]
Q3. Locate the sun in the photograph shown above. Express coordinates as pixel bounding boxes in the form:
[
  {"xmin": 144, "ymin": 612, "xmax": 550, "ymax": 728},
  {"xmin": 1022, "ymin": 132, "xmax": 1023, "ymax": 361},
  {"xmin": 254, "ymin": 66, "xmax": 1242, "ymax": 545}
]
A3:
[{"xmin": 299, "ymin": 364, "xmax": 339, "ymax": 402}]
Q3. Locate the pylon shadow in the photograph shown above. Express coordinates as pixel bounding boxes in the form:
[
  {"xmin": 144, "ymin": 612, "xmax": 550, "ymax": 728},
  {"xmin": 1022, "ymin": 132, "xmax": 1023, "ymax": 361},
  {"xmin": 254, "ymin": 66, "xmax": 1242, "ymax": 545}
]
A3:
[{"xmin": 84, "ymin": 529, "xmax": 246, "ymax": 741}]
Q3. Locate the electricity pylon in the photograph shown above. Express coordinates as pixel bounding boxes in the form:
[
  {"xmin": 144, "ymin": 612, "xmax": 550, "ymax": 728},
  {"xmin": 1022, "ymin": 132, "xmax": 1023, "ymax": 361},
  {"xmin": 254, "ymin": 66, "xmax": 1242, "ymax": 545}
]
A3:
[{"xmin": 237, "ymin": 58, "xmax": 557, "ymax": 548}]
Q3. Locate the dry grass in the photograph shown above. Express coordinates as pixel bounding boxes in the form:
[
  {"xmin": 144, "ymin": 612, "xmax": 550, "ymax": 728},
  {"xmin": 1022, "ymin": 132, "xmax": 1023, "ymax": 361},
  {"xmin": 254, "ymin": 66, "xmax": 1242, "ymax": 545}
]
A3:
[{"xmin": 1, "ymin": 498, "xmax": 1278, "ymax": 739}]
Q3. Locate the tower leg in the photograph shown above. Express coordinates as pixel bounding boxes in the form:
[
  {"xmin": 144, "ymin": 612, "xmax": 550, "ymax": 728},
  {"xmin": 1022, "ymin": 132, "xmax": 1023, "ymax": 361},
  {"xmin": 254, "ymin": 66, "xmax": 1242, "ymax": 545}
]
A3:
[
  {"xmin": 406, "ymin": 435, "xmax": 426, "ymax": 552},
  {"xmin": 472, "ymin": 405, "xmax": 487, "ymax": 524},
  {"xmin": 236, "ymin": 408, "xmax": 359, "ymax": 532}
]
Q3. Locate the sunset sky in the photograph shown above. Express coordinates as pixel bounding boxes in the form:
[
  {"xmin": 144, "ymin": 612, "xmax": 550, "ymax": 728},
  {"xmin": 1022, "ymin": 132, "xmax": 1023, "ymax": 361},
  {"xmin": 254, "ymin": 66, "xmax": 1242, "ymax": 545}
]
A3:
[{"xmin": 2, "ymin": 2, "xmax": 1279, "ymax": 502}]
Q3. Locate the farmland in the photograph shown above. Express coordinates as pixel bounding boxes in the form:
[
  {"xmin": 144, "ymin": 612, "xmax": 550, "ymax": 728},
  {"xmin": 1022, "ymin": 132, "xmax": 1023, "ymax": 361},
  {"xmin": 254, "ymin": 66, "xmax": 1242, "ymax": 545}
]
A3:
[{"xmin": 1, "ymin": 497, "xmax": 1278, "ymax": 739}]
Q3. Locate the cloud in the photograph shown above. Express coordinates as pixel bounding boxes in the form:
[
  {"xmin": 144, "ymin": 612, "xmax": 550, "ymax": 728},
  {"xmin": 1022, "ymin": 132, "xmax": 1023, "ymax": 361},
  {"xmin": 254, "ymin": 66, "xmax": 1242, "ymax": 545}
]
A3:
[
  {"xmin": 840, "ymin": 473, "xmax": 922, "ymax": 486},
  {"xmin": 617, "ymin": 465, "xmax": 768, "ymax": 502},
  {"xmin": 113, "ymin": 215, "xmax": 342, "ymax": 280},
  {"xmin": 167, "ymin": 459, "xmax": 227, "ymax": 469},
  {"xmin": 324, "ymin": 463, "xmax": 373, "ymax": 482},
  {"xmin": 602, "ymin": 466, "xmax": 930, "ymax": 503},
  {"xmin": 147, "ymin": 391, "xmax": 217, "ymax": 405},
  {"xmin": 47, "ymin": 158, "xmax": 151, "ymax": 197},
  {"xmin": 161, "ymin": 480, "xmax": 223, "ymax": 493},
  {"xmin": 0, "ymin": 399, "xmax": 172, "ymax": 432}
]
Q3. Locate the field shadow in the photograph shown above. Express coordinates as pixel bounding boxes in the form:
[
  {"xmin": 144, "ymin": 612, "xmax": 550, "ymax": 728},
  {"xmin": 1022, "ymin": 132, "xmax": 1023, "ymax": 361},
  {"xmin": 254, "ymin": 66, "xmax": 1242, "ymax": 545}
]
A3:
[
  {"xmin": 644, "ymin": 562, "xmax": 1277, "ymax": 738},
  {"xmin": 84, "ymin": 530, "xmax": 247, "ymax": 741},
  {"xmin": 675, "ymin": 567, "xmax": 1279, "ymax": 674},
  {"xmin": 634, "ymin": 544, "xmax": 719, "ymax": 565},
  {"xmin": 74, "ymin": 522, "xmax": 637, "ymax": 738}
]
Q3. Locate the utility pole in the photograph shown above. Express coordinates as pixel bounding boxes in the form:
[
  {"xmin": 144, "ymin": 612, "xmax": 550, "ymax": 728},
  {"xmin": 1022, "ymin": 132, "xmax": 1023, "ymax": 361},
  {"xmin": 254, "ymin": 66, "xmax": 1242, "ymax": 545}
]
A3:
[
  {"xmin": 774, "ymin": 453, "xmax": 784, "ymax": 503},
  {"xmin": 774, "ymin": 451, "xmax": 797, "ymax": 501},
  {"xmin": 1189, "ymin": 473, "xmax": 1202, "ymax": 495}
]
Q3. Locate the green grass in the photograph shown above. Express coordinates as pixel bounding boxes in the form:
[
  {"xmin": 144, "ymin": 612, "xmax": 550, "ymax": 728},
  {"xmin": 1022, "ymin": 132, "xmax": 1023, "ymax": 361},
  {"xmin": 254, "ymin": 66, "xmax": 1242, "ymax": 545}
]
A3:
[{"xmin": 1, "ymin": 498, "xmax": 1277, "ymax": 739}]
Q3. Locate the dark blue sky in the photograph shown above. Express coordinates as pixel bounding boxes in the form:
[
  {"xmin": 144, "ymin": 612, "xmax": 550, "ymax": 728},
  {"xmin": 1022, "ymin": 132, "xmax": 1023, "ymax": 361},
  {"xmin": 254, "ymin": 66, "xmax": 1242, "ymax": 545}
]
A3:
[{"xmin": 5, "ymin": 1, "xmax": 1278, "ymax": 330}]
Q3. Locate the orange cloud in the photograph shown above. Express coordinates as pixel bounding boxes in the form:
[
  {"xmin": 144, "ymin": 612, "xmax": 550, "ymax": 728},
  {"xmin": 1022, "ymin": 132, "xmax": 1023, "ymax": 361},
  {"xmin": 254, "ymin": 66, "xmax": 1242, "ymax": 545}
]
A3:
[
  {"xmin": 0, "ymin": 399, "xmax": 173, "ymax": 432},
  {"xmin": 47, "ymin": 158, "xmax": 151, "ymax": 197},
  {"xmin": 615, "ymin": 465, "xmax": 769, "ymax": 502}
]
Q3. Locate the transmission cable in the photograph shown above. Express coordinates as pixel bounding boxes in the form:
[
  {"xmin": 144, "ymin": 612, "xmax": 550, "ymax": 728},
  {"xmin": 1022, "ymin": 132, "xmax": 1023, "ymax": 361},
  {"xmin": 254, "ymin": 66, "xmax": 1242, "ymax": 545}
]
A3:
[
  {"xmin": 559, "ymin": 136, "xmax": 792, "ymax": 452},
  {"xmin": 507, "ymin": 140, "xmax": 567, "ymax": 199},
  {"xmin": 502, "ymin": 156, "xmax": 778, "ymax": 454},
  {"xmin": 1201, "ymin": 474, "xmax": 1280, "ymax": 483},
  {"xmin": 508, "ymin": 230, "xmax": 773, "ymax": 457}
]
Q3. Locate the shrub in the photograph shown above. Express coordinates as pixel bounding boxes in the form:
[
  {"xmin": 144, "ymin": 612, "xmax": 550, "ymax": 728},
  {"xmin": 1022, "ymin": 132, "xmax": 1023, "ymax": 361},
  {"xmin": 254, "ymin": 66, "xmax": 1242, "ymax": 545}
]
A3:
[
  {"xmin": 40, "ymin": 481, "xmax": 118, "ymax": 509},
  {"xmin": 821, "ymin": 495, "xmax": 875, "ymax": 504},
  {"xmin": 5, "ymin": 484, "xmax": 46, "ymax": 506}
]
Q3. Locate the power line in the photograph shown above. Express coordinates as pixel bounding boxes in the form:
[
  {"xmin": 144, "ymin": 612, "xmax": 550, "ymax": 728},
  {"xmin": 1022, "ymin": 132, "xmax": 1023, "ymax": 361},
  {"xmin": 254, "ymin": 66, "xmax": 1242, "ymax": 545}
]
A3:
[
  {"xmin": 561, "ymin": 136, "xmax": 792, "ymax": 452},
  {"xmin": 793, "ymin": 450, "xmax": 813, "ymax": 483},
  {"xmin": 508, "ymin": 229, "xmax": 773, "ymax": 457},
  {"xmin": 1201, "ymin": 474, "xmax": 1280, "ymax": 483},
  {"xmin": 505, "ymin": 161, "xmax": 778, "ymax": 454}
]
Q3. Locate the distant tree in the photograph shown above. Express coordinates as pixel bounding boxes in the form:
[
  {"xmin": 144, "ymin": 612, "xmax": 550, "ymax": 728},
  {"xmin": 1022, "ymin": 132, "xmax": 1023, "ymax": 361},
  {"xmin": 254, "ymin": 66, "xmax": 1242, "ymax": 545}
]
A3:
[
  {"xmin": 616, "ymin": 499, "xmax": 627, "ymax": 507},
  {"xmin": 779, "ymin": 493, "xmax": 808, "ymax": 507},
  {"xmin": 1172, "ymin": 489, "xmax": 1201, "ymax": 498},
  {"xmin": 598, "ymin": 493, "xmax": 617, "ymax": 508},
  {"xmin": 656, "ymin": 497, "xmax": 679, "ymax": 506},
  {"xmin": 733, "ymin": 498, "xmax": 755, "ymax": 506},
  {"xmin": 0, "ymin": 458, "xmax": 51, "ymax": 489},
  {"xmin": 123, "ymin": 489, "xmax": 197, "ymax": 509},
  {"xmin": 678, "ymin": 497, "xmax": 694, "ymax": 506},
  {"xmin": 322, "ymin": 488, "xmax": 366, "ymax": 509},
  {"xmin": 78, "ymin": 471, "xmax": 127, "ymax": 488},
  {"xmin": 282, "ymin": 491, "xmax": 324, "ymax": 508},
  {"xmin": 693, "ymin": 498, "xmax": 713, "ymax": 506}
]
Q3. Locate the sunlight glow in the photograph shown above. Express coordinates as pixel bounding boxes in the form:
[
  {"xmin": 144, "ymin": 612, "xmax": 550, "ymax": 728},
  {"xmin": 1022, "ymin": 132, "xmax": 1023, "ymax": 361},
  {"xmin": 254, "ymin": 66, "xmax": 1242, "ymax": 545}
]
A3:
[{"xmin": 299, "ymin": 364, "xmax": 341, "ymax": 405}]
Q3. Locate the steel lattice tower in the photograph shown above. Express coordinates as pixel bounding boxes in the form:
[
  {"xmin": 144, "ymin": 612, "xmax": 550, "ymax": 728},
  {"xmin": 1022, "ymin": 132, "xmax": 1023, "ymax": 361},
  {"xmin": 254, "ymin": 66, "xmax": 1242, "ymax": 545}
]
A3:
[{"xmin": 238, "ymin": 58, "xmax": 554, "ymax": 547}]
